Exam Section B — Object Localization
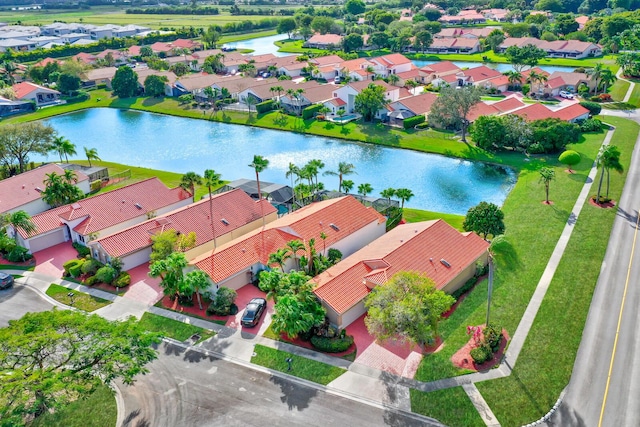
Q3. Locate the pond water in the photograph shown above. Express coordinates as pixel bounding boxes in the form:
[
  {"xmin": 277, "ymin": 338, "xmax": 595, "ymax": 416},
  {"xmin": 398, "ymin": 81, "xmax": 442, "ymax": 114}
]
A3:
[
  {"xmin": 222, "ymin": 34, "xmax": 290, "ymax": 57},
  {"xmin": 411, "ymin": 59, "xmax": 578, "ymax": 74},
  {"xmin": 38, "ymin": 109, "xmax": 516, "ymax": 214}
]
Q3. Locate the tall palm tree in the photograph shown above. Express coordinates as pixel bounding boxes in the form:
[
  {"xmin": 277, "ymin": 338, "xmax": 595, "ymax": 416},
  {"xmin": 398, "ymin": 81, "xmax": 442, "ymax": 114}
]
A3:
[
  {"xmin": 50, "ymin": 136, "xmax": 66, "ymax": 162},
  {"xmin": 323, "ymin": 161, "xmax": 356, "ymax": 192},
  {"xmin": 596, "ymin": 145, "xmax": 623, "ymax": 203},
  {"xmin": 395, "ymin": 188, "xmax": 414, "ymax": 209},
  {"xmin": 308, "ymin": 159, "xmax": 325, "ymax": 189},
  {"xmin": 59, "ymin": 139, "xmax": 76, "ymax": 163},
  {"xmin": 365, "ymin": 65, "xmax": 375, "ymax": 81},
  {"xmin": 285, "ymin": 239, "xmax": 305, "ymax": 270},
  {"xmin": 249, "ymin": 155, "xmax": 269, "ymax": 201},
  {"xmin": 62, "ymin": 169, "xmax": 78, "ymax": 185},
  {"xmin": 285, "ymin": 162, "xmax": 299, "ymax": 206},
  {"xmin": 180, "ymin": 171, "xmax": 202, "ymax": 196},
  {"xmin": 268, "ymin": 248, "xmax": 291, "ymax": 271},
  {"xmin": 504, "ymin": 70, "xmax": 522, "ymax": 89},
  {"xmin": 526, "ymin": 70, "xmax": 546, "ymax": 96},
  {"xmin": 203, "ymin": 169, "xmax": 222, "ymax": 249},
  {"xmin": 588, "ymin": 63, "xmax": 605, "ymax": 95},
  {"xmin": 599, "ymin": 69, "xmax": 617, "ymax": 95},
  {"xmin": 387, "ymin": 73, "xmax": 400, "ymax": 86},
  {"xmin": 83, "ymin": 147, "xmax": 101, "ymax": 167},
  {"xmin": 380, "ymin": 187, "xmax": 396, "ymax": 205},
  {"xmin": 2, "ymin": 210, "xmax": 36, "ymax": 242},
  {"xmin": 270, "ymin": 85, "xmax": 284, "ymax": 102},
  {"xmin": 358, "ymin": 183, "xmax": 373, "ymax": 197},
  {"xmin": 538, "ymin": 167, "xmax": 555, "ymax": 204},
  {"xmin": 342, "ymin": 179, "xmax": 354, "ymax": 194}
]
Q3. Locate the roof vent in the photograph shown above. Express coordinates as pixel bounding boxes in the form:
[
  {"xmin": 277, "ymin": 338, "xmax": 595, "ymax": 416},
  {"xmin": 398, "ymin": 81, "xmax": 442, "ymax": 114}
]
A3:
[
  {"xmin": 71, "ymin": 203, "xmax": 81, "ymax": 209},
  {"xmin": 122, "ymin": 200, "xmax": 126, "ymax": 203},
  {"xmin": 440, "ymin": 259, "xmax": 451, "ymax": 268},
  {"xmin": 329, "ymin": 223, "xmax": 340, "ymax": 231},
  {"xmin": 135, "ymin": 203, "xmax": 142, "ymax": 210},
  {"xmin": 221, "ymin": 218, "xmax": 229, "ymax": 225},
  {"xmin": 35, "ymin": 187, "xmax": 42, "ymax": 192}
]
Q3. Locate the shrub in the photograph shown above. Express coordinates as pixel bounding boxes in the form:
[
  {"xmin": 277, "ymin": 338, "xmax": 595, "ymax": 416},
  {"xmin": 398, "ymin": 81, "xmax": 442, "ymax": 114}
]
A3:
[
  {"xmin": 521, "ymin": 84, "xmax": 530, "ymax": 95},
  {"xmin": 452, "ymin": 276, "xmax": 478, "ymax": 300},
  {"xmin": 302, "ymin": 103, "xmax": 323, "ymax": 119},
  {"xmin": 72, "ymin": 242, "xmax": 90, "ymax": 258},
  {"xmin": 598, "ymin": 93, "xmax": 612, "ymax": 102},
  {"xmin": 403, "ymin": 115, "xmax": 426, "ymax": 129},
  {"xmin": 580, "ymin": 118, "xmax": 603, "ymax": 133},
  {"xmin": 589, "ymin": 96, "xmax": 602, "ymax": 102},
  {"xmin": 484, "ymin": 324, "xmax": 503, "ymax": 352},
  {"xmin": 68, "ymin": 259, "xmax": 86, "ymax": 277},
  {"xmin": 81, "ymin": 258, "xmax": 102, "ymax": 275},
  {"xmin": 206, "ymin": 287, "xmax": 237, "ymax": 315},
  {"xmin": 558, "ymin": 150, "xmax": 581, "ymax": 170},
  {"xmin": 90, "ymin": 179, "xmax": 102, "ymax": 192},
  {"xmin": 95, "ymin": 265, "xmax": 116, "ymax": 284},
  {"xmin": 6, "ymin": 246, "xmax": 32, "ymax": 263},
  {"xmin": 83, "ymin": 275, "xmax": 98, "ymax": 286},
  {"xmin": 470, "ymin": 343, "xmax": 493, "ymax": 364},
  {"xmin": 415, "ymin": 122, "xmax": 430, "ymax": 129},
  {"xmin": 255, "ymin": 99, "xmax": 275, "ymax": 114},
  {"xmin": 114, "ymin": 272, "xmax": 131, "ymax": 288},
  {"xmin": 579, "ymin": 101, "xmax": 602, "ymax": 116},
  {"xmin": 63, "ymin": 259, "xmax": 82, "ymax": 275},
  {"xmin": 0, "ymin": 233, "xmax": 17, "ymax": 254},
  {"xmin": 310, "ymin": 334, "xmax": 354, "ymax": 353},
  {"xmin": 96, "ymin": 83, "xmax": 108, "ymax": 90}
]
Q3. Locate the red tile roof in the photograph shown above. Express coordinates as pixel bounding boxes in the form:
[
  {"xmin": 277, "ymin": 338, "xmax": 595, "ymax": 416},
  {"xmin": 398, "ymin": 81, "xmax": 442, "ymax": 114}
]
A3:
[
  {"xmin": 170, "ymin": 38, "xmax": 201, "ymax": 49},
  {"xmin": 94, "ymin": 189, "xmax": 275, "ymax": 258},
  {"xmin": 491, "ymin": 96, "xmax": 525, "ymax": 113},
  {"xmin": 0, "ymin": 164, "xmax": 89, "ymax": 214},
  {"xmin": 150, "ymin": 42, "xmax": 173, "ymax": 52},
  {"xmin": 312, "ymin": 220, "xmax": 489, "ymax": 314},
  {"xmin": 310, "ymin": 54, "xmax": 344, "ymax": 66},
  {"xmin": 461, "ymin": 65, "xmax": 502, "ymax": 83},
  {"xmin": 193, "ymin": 196, "xmax": 386, "ymax": 282},
  {"xmin": 23, "ymin": 178, "xmax": 191, "ymax": 238},
  {"xmin": 348, "ymin": 80, "xmax": 395, "ymax": 93},
  {"xmin": 553, "ymin": 103, "xmax": 589, "ymax": 121},
  {"xmin": 73, "ymin": 52, "xmax": 97, "ymax": 64},
  {"xmin": 467, "ymin": 101, "xmax": 501, "ymax": 121},
  {"xmin": 127, "ymin": 45, "xmax": 141, "ymax": 56},
  {"xmin": 12, "ymin": 82, "xmax": 59, "ymax": 99},
  {"xmin": 509, "ymin": 103, "xmax": 554, "ymax": 121},
  {"xmin": 33, "ymin": 57, "xmax": 60, "ymax": 68},
  {"xmin": 307, "ymin": 34, "xmax": 343, "ymax": 46},
  {"xmin": 374, "ymin": 53, "xmax": 412, "ymax": 67},
  {"xmin": 420, "ymin": 60, "xmax": 461, "ymax": 74},
  {"xmin": 393, "ymin": 92, "xmax": 438, "ymax": 115}
]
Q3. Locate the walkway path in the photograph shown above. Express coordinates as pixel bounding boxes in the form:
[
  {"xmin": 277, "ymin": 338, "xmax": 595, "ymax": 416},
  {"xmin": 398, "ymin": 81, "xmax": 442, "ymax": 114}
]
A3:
[
  {"xmin": 3, "ymin": 129, "xmax": 618, "ymax": 426},
  {"xmin": 616, "ymin": 68, "xmax": 636, "ymax": 103}
]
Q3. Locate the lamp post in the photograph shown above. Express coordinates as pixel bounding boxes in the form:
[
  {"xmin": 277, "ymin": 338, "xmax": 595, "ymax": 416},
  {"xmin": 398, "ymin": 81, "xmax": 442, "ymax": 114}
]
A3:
[{"xmin": 67, "ymin": 292, "xmax": 75, "ymax": 307}]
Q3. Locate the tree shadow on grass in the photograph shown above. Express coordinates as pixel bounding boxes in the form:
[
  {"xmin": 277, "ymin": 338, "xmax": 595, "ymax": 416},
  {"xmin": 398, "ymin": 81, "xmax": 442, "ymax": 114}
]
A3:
[
  {"xmin": 269, "ymin": 375, "xmax": 318, "ymax": 411},
  {"xmin": 272, "ymin": 114, "xmax": 289, "ymax": 128},
  {"xmin": 504, "ymin": 360, "xmax": 546, "ymax": 416},
  {"xmin": 109, "ymin": 97, "xmax": 136, "ymax": 109},
  {"xmin": 142, "ymin": 97, "xmax": 164, "ymax": 107},
  {"xmin": 323, "ymin": 121, "xmax": 335, "ymax": 131}
]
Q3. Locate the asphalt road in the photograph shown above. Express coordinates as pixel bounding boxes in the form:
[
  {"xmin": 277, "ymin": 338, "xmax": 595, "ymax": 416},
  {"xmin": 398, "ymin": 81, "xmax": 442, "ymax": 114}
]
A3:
[
  {"xmin": 547, "ymin": 111, "xmax": 640, "ymax": 426},
  {"xmin": 118, "ymin": 341, "xmax": 438, "ymax": 427},
  {"xmin": 0, "ymin": 283, "xmax": 54, "ymax": 327}
]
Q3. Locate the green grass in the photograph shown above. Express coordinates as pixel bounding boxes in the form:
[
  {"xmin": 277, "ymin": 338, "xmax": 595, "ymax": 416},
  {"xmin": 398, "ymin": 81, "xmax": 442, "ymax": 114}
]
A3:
[
  {"xmin": 251, "ymin": 344, "xmax": 345, "ymax": 385},
  {"xmin": 138, "ymin": 312, "xmax": 216, "ymax": 342},
  {"xmin": 410, "ymin": 387, "xmax": 485, "ymax": 427},
  {"xmin": 29, "ymin": 383, "xmax": 116, "ymax": 427},
  {"xmin": 609, "ymin": 78, "xmax": 631, "ymax": 102},
  {"xmin": 403, "ymin": 209, "xmax": 465, "ymax": 231},
  {"xmin": 46, "ymin": 283, "xmax": 112, "ymax": 312},
  {"xmin": 628, "ymin": 82, "xmax": 640, "ymax": 107},
  {"xmin": 0, "ymin": 264, "xmax": 35, "ymax": 271}
]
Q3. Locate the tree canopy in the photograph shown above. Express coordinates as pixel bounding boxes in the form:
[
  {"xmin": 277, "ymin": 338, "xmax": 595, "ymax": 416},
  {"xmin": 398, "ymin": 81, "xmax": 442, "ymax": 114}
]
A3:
[
  {"xmin": 364, "ymin": 271, "xmax": 455, "ymax": 346},
  {"xmin": 150, "ymin": 229, "xmax": 197, "ymax": 263},
  {"xmin": 463, "ymin": 201, "xmax": 506, "ymax": 240},
  {"xmin": 354, "ymin": 83, "xmax": 388, "ymax": 122},
  {"xmin": 112, "ymin": 66, "xmax": 139, "ymax": 98},
  {"xmin": 0, "ymin": 309, "xmax": 159, "ymax": 425},
  {"xmin": 428, "ymin": 85, "xmax": 482, "ymax": 142},
  {"xmin": 505, "ymin": 44, "xmax": 547, "ymax": 72},
  {"xmin": 144, "ymin": 74, "xmax": 168, "ymax": 97},
  {"xmin": 0, "ymin": 122, "xmax": 55, "ymax": 174}
]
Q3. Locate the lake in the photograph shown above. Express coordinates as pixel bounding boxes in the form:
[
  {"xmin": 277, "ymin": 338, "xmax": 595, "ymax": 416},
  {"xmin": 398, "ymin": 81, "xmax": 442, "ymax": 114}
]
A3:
[
  {"xmin": 411, "ymin": 59, "xmax": 577, "ymax": 74},
  {"xmin": 39, "ymin": 109, "xmax": 516, "ymax": 214}
]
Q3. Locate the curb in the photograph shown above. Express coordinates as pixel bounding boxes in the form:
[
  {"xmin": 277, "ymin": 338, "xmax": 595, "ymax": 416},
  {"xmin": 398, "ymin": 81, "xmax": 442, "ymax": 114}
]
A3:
[{"xmin": 112, "ymin": 381, "xmax": 126, "ymax": 427}]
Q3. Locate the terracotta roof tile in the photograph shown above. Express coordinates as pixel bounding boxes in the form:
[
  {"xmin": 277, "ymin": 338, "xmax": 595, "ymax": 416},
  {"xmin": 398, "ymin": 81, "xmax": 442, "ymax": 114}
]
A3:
[
  {"xmin": 491, "ymin": 96, "xmax": 525, "ymax": 113},
  {"xmin": 509, "ymin": 103, "xmax": 555, "ymax": 121},
  {"xmin": 420, "ymin": 61, "xmax": 461, "ymax": 74},
  {"xmin": 553, "ymin": 103, "xmax": 589, "ymax": 121},
  {"xmin": 12, "ymin": 82, "xmax": 59, "ymax": 99}
]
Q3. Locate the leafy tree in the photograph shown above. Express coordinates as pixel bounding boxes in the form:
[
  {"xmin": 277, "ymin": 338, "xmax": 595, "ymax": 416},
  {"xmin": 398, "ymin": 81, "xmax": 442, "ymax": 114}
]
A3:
[
  {"xmin": 277, "ymin": 18, "xmax": 297, "ymax": 39},
  {"xmin": 598, "ymin": 68, "xmax": 617, "ymax": 94},
  {"xmin": 57, "ymin": 72, "xmax": 80, "ymax": 96},
  {"xmin": 342, "ymin": 33, "xmax": 364, "ymax": 53},
  {"xmin": 485, "ymin": 29, "xmax": 505, "ymax": 52},
  {"xmin": 505, "ymin": 44, "xmax": 547, "ymax": 73},
  {"xmin": 538, "ymin": 167, "xmax": 555, "ymax": 204},
  {"xmin": 342, "ymin": 179, "xmax": 354, "ymax": 194},
  {"xmin": 311, "ymin": 16, "xmax": 336, "ymax": 35},
  {"xmin": 395, "ymin": 188, "xmax": 414, "ymax": 209},
  {"xmin": 144, "ymin": 74, "xmax": 168, "ymax": 97},
  {"xmin": 140, "ymin": 46, "xmax": 154, "ymax": 58},
  {"xmin": 84, "ymin": 146, "xmax": 101, "ymax": 167},
  {"xmin": 428, "ymin": 85, "xmax": 482, "ymax": 142},
  {"xmin": 587, "ymin": 63, "xmax": 604, "ymax": 95},
  {"xmin": 249, "ymin": 155, "xmax": 269, "ymax": 201},
  {"xmin": 202, "ymin": 25, "xmax": 221, "ymax": 49},
  {"xmin": 369, "ymin": 31, "xmax": 390, "ymax": 49},
  {"xmin": 41, "ymin": 171, "xmax": 83, "ymax": 207},
  {"xmin": 596, "ymin": 145, "xmax": 623, "ymax": 203},
  {"xmin": 203, "ymin": 53, "xmax": 225, "ymax": 74},
  {"xmin": 111, "ymin": 66, "xmax": 138, "ymax": 98},
  {"xmin": 529, "ymin": 118, "xmax": 580, "ymax": 154},
  {"xmin": 559, "ymin": 150, "xmax": 581, "ymax": 173},
  {"xmin": 502, "ymin": 23, "xmax": 532, "ymax": 38},
  {"xmin": 555, "ymin": 14, "xmax": 579, "ymax": 35},
  {"xmin": 183, "ymin": 269, "xmax": 210, "ymax": 310},
  {"xmin": 414, "ymin": 31, "xmax": 433, "ymax": 53},
  {"xmin": 344, "ymin": 0, "xmax": 365, "ymax": 15},
  {"xmin": 0, "ymin": 122, "xmax": 55, "ymax": 173},
  {"xmin": 180, "ymin": 171, "xmax": 202, "ymax": 196},
  {"xmin": 270, "ymin": 273, "xmax": 325, "ymax": 339},
  {"xmin": 2, "ymin": 210, "xmax": 36, "ymax": 242},
  {"xmin": 268, "ymin": 248, "xmax": 291, "ymax": 271},
  {"xmin": 364, "ymin": 271, "xmax": 455, "ymax": 346},
  {"xmin": 463, "ymin": 201, "xmax": 505, "ymax": 239},
  {"xmin": 208, "ymin": 286, "xmax": 237, "ymax": 315},
  {"xmin": 354, "ymin": 83, "xmax": 388, "ymax": 122},
  {"xmin": 0, "ymin": 310, "xmax": 159, "ymax": 425},
  {"xmin": 149, "ymin": 252, "xmax": 190, "ymax": 300},
  {"xmin": 150, "ymin": 229, "xmax": 196, "ymax": 262},
  {"xmin": 170, "ymin": 62, "xmax": 190, "ymax": 77}
]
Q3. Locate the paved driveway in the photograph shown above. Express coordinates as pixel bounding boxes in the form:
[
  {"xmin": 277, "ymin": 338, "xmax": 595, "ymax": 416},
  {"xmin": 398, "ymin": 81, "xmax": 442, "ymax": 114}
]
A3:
[
  {"xmin": 0, "ymin": 284, "xmax": 54, "ymax": 327},
  {"xmin": 32, "ymin": 242, "xmax": 77, "ymax": 278}
]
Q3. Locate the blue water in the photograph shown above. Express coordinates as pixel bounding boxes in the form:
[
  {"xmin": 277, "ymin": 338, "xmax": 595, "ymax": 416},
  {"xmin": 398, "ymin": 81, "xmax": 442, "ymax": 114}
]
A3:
[
  {"xmin": 223, "ymin": 34, "xmax": 290, "ymax": 57},
  {"xmin": 411, "ymin": 59, "xmax": 577, "ymax": 74},
  {"xmin": 38, "ymin": 109, "xmax": 516, "ymax": 214}
]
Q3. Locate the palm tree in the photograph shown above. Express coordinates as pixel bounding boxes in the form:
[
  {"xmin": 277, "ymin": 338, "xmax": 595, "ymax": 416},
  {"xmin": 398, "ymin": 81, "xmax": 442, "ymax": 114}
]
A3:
[
  {"xmin": 596, "ymin": 145, "xmax": 623, "ymax": 204},
  {"xmin": 2, "ymin": 210, "xmax": 36, "ymax": 242},
  {"xmin": 588, "ymin": 63, "xmax": 605, "ymax": 95},
  {"xmin": 405, "ymin": 79, "xmax": 420, "ymax": 95},
  {"xmin": 183, "ymin": 269, "xmax": 209, "ymax": 310},
  {"xmin": 270, "ymin": 85, "xmax": 284, "ymax": 102},
  {"xmin": 308, "ymin": 159, "xmax": 325, "ymax": 189},
  {"xmin": 387, "ymin": 73, "xmax": 400, "ymax": 86},
  {"xmin": 380, "ymin": 187, "xmax": 396, "ymax": 205},
  {"xmin": 285, "ymin": 162, "xmax": 299, "ymax": 206},
  {"xmin": 62, "ymin": 169, "xmax": 78, "ymax": 185},
  {"xmin": 504, "ymin": 70, "xmax": 522, "ymax": 89},
  {"xmin": 249, "ymin": 155, "xmax": 269, "ymax": 201},
  {"xmin": 527, "ymin": 70, "xmax": 546, "ymax": 96},
  {"xmin": 203, "ymin": 169, "xmax": 222, "ymax": 249},
  {"xmin": 358, "ymin": 183, "xmax": 373, "ymax": 197},
  {"xmin": 268, "ymin": 248, "xmax": 291, "ymax": 271},
  {"xmin": 84, "ymin": 147, "xmax": 101, "ymax": 167},
  {"xmin": 538, "ymin": 167, "xmax": 555, "ymax": 204},
  {"xmin": 180, "ymin": 171, "xmax": 202, "ymax": 196},
  {"xmin": 342, "ymin": 179, "xmax": 354, "ymax": 194},
  {"xmin": 599, "ymin": 69, "xmax": 617, "ymax": 95},
  {"xmin": 60, "ymin": 139, "xmax": 76, "ymax": 163},
  {"xmin": 50, "ymin": 136, "xmax": 66, "ymax": 162},
  {"xmin": 323, "ymin": 162, "xmax": 356, "ymax": 193},
  {"xmin": 286, "ymin": 239, "xmax": 305, "ymax": 270},
  {"xmin": 365, "ymin": 65, "xmax": 375, "ymax": 81},
  {"xmin": 395, "ymin": 188, "xmax": 414, "ymax": 209}
]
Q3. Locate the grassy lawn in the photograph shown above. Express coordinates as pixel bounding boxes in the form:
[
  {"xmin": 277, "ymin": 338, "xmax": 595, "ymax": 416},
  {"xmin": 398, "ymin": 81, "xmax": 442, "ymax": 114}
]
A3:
[
  {"xmin": 609, "ymin": 78, "xmax": 631, "ymax": 102},
  {"xmin": 0, "ymin": 264, "xmax": 35, "ymax": 271},
  {"xmin": 403, "ymin": 208, "xmax": 465, "ymax": 231},
  {"xmin": 410, "ymin": 387, "xmax": 485, "ymax": 427},
  {"xmin": 29, "ymin": 383, "xmax": 116, "ymax": 427},
  {"xmin": 46, "ymin": 284, "xmax": 112, "ymax": 312},
  {"xmin": 628, "ymin": 82, "xmax": 640, "ymax": 107},
  {"xmin": 251, "ymin": 344, "xmax": 345, "ymax": 385},
  {"xmin": 138, "ymin": 312, "xmax": 216, "ymax": 342}
]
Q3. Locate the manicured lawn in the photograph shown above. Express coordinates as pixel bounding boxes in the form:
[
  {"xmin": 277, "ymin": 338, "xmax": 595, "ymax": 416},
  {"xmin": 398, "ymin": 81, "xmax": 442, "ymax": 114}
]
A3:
[
  {"xmin": 29, "ymin": 383, "xmax": 116, "ymax": 427},
  {"xmin": 609, "ymin": 78, "xmax": 631, "ymax": 102},
  {"xmin": 46, "ymin": 284, "xmax": 112, "ymax": 312},
  {"xmin": 628, "ymin": 82, "xmax": 640, "ymax": 107},
  {"xmin": 0, "ymin": 264, "xmax": 35, "ymax": 271},
  {"xmin": 251, "ymin": 344, "xmax": 345, "ymax": 385},
  {"xmin": 403, "ymin": 208, "xmax": 465, "ymax": 231},
  {"xmin": 410, "ymin": 387, "xmax": 485, "ymax": 427},
  {"xmin": 138, "ymin": 312, "xmax": 216, "ymax": 342}
]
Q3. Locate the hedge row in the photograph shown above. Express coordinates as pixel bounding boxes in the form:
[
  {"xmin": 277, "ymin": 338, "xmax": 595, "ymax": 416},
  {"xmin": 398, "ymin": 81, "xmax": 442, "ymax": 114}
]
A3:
[
  {"xmin": 255, "ymin": 99, "xmax": 276, "ymax": 114},
  {"xmin": 310, "ymin": 334, "xmax": 354, "ymax": 353},
  {"xmin": 403, "ymin": 115, "xmax": 426, "ymax": 129},
  {"xmin": 302, "ymin": 104, "xmax": 323, "ymax": 120}
]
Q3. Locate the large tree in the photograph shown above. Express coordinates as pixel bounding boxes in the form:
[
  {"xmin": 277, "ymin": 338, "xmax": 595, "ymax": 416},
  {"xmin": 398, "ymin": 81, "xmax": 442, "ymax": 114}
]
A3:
[
  {"xmin": 354, "ymin": 83, "xmax": 388, "ymax": 122},
  {"xmin": 428, "ymin": 85, "xmax": 482, "ymax": 142},
  {"xmin": 0, "ymin": 122, "xmax": 55, "ymax": 173},
  {"xmin": 144, "ymin": 74, "xmax": 168, "ymax": 97},
  {"xmin": 249, "ymin": 154, "xmax": 269, "ymax": 201},
  {"xmin": 2, "ymin": 210, "xmax": 36, "ymax": 242},
  {"xmin": 276, "ymin": 18, "xmax": 297, "ymax": 39},
  {"xmin": 41, "ymin": 170, "xmax": 83, "ymax": 207},
  {"xmin": 84, "ymin": 146, "xmax": 101, "ymax": 167},
  {"xmin": 150, "ymin": 229, "xmax": 196, "ymax": 263},
  {"xmin": 111, "ymin": 65, "xmax": 139, "ymax": 98},
  {"xmin": 505, "ymin": 44, "xmax": 547, "ymax": 73},
  {"xmin": 342, "ymin": 33, "xmax": 364, "ymax": 53},
  {"xmin": 57, "ymin": 72, "xmax": 80, "ymax": 96},
  {"xmin": 0, "ymin": 310, "xmax": 159, "ymax": 425},
  {"xmin": 364, "ymin": 271, "xmax": 455, "ymax": 346},
  {"xmin": 149, "ymin": 251, "xmax": 190, "ymax": 300},
  {"xmin": 463, "ymin": 201, "xmax": 506, "ymax": 240}
]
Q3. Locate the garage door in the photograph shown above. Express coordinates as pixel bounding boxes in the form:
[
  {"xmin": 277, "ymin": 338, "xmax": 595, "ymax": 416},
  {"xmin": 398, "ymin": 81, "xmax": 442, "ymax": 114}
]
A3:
[
  {"xmin": 341, "ymin": 301, "xmax": 366, "ymax": 328},
  {"xmin": 28, "ymin": 229, "xmax": 65, "ymax": 253},
  {"xmin": 122, "ymin": 248, "xmax": 152, "ymax": 271}
]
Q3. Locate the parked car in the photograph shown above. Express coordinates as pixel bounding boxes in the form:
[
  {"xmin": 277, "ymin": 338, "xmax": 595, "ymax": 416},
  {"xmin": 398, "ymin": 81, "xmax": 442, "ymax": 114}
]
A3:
[
  {"xmin": 0, "ymin": 272, "xmax": 14, "ymax": 290},
  {"xmin": 559, "ymin": 91, "xmax": 575, "ymax": 99},
  {"xmin": 241, "ymin": 298, "xmax": 267, "ymax": 327},
  {"xmin": 261, "ymin": 72, "xmax": 271, "ymax": 78},
  {"xmin": 334, "ymin": 76, "xmax": 342, "ymax": 83}
]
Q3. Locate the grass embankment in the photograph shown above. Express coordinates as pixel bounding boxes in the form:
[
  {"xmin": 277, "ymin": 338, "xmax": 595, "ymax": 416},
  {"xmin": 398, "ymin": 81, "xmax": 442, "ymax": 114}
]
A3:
[
  {"xmin": 403, "ymin": 208, "xmax": 465, "ymax": 231},
  {"xmin": 251, "ymin": 344, "xmax": 345, "ymax": 385},
  {"xmin": 29, "ymin": 383, "xmax": 116, "ymax": 427},
  {"xmin": 0, "ymin": 264, "xmax": 35, "ymax": 271},
  {"xmin": 412, "ymin": 118, "xmax": 638, "ymax": 425},
  {"xmin": 609, "ymin": 78, "xmax": 631, "ymax": 102},
  {"xmin": 46, "ymin": 284, "xmax": 112, "ymax": 312},
  {"xmin": 410, "ymin": 387, "xmax": 485, "ymax": 427},
  {"xmin": 138, "ymin": 312, "xmax": 215, "ymax": 342}
]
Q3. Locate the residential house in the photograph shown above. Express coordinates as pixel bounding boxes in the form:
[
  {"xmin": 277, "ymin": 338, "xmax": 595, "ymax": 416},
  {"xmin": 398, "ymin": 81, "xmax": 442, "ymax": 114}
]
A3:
[
  {"xmin": 14, "ymin": 178, "xmax": 193, "ymax": 254},
  {"xmin": 339, "ymin": 57, "xmax": 376, "ymax": 82},
  {"xmin": 279, "ymin": 82, "xmax": 336, "ymax": 113},
  {"xmin": 191, "ymin": 196, "xmax": 387, "ymax": 290},
  {"xmin": 489, "ymin": 95, "xmax": 526, "ymax": 113},
  {"xmin": 170, "ymin": 38, "xmax": 203, "ymax": 51},
  {"xmin": 89, "ymin": 189, "xmax": 277, "ymax": 270},
  {"xmin": 59, "ymin": 32, "xmax": 92, "ymax": 44},
  {"xmin": 575, "ymin": 15, "xmax": 589, "ymax": 30},
  {"xmin": 483, "ymin": 74, "xmax": 510, "ymax": 92},
  {"xmin": 457, "ymin": 65, "xmax": 503, "ymax": 87},
  {"xmin": 427, "ymin": 37, "xmax": 481, "ymax": 54},
  {"xmin": 0, "ymin": 39, "xmax": 36, "ymax": 52},
  {"xmin": 543, "ymin": 71, "xmax": 594, "ymax": 95},
  {"xmin": 96, "ymin": 49, "xmax": 129, "ymax": 65},
  {"xmin": 439, "ymin": 10, "xmax": 486, "ymax": 25},
  {"xmin": 387, "ymin": 92, "xmax": 438, "ymax": 126},
  {"xmin": 552, "ymin": 103, "xmax": 590, "ymax": 123},
  {"xmin": 332, "ymin": 80, "xmax": 400, "ymax": 117},
  {"xmin": 278, "ymin": 60, "xmax": 307, "ymax": 78},
  {"xmin": 508, "ymin": 102, "xmax": 590, "ymax": 123},
  {"xmin": 303, "ymin": 34, "xmax": 344, "ymax": 49},
  {"xmin": 0, "ymin": 163, "xmax": 90, "ymax": 216},
  {"xmin": 434, "ymin": 28, "xmax": 494, "ymax": 39},
  {"xmin": 136, "ymin": 69, "xmax": 178, "ymax": 96},
  {"xmin": 216, "ymin": 179, "xmax": 294, "ymax": 214},
  {"xmin": 82, "ymin": 67, "xmax": 117, "ymax": 89},
  {"xmin": 33, "ymin": 57, "xmax": 61, "ymax": 68},
  {"xmin": 498, "ymin": 37, "xmax": 602, "ymax": 59},
  {"xmin": 173, "ymin": 73, "xmax": 226, "ymax": 98},
  {"xmin": 419, "ymin": 61, "xmax": 462, "ymax": 84},
  {"xmin": 481, "ymin": 8, "xmax": 511, "ymax": 22},
  {"xmin": 0, "ymin": 96, "xmax": 34, "ymax": 117},
  {"xmin": 237, "ymin": 79, "xmax": 317, "ymax": 105},
  {"xmin": 12, "ymin": 82, "xmax": 60, "ymax": 107},
  {"xmin": 312, "ymin": 220, "xmax": 489, "ymax": 328},
  {"xmin": 369, "ymin": 53, "xmax": 413, "ymax": 77},
  {"xmin": 73, "ymin": 52, "xmax": 97, "ymax": 65}
]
